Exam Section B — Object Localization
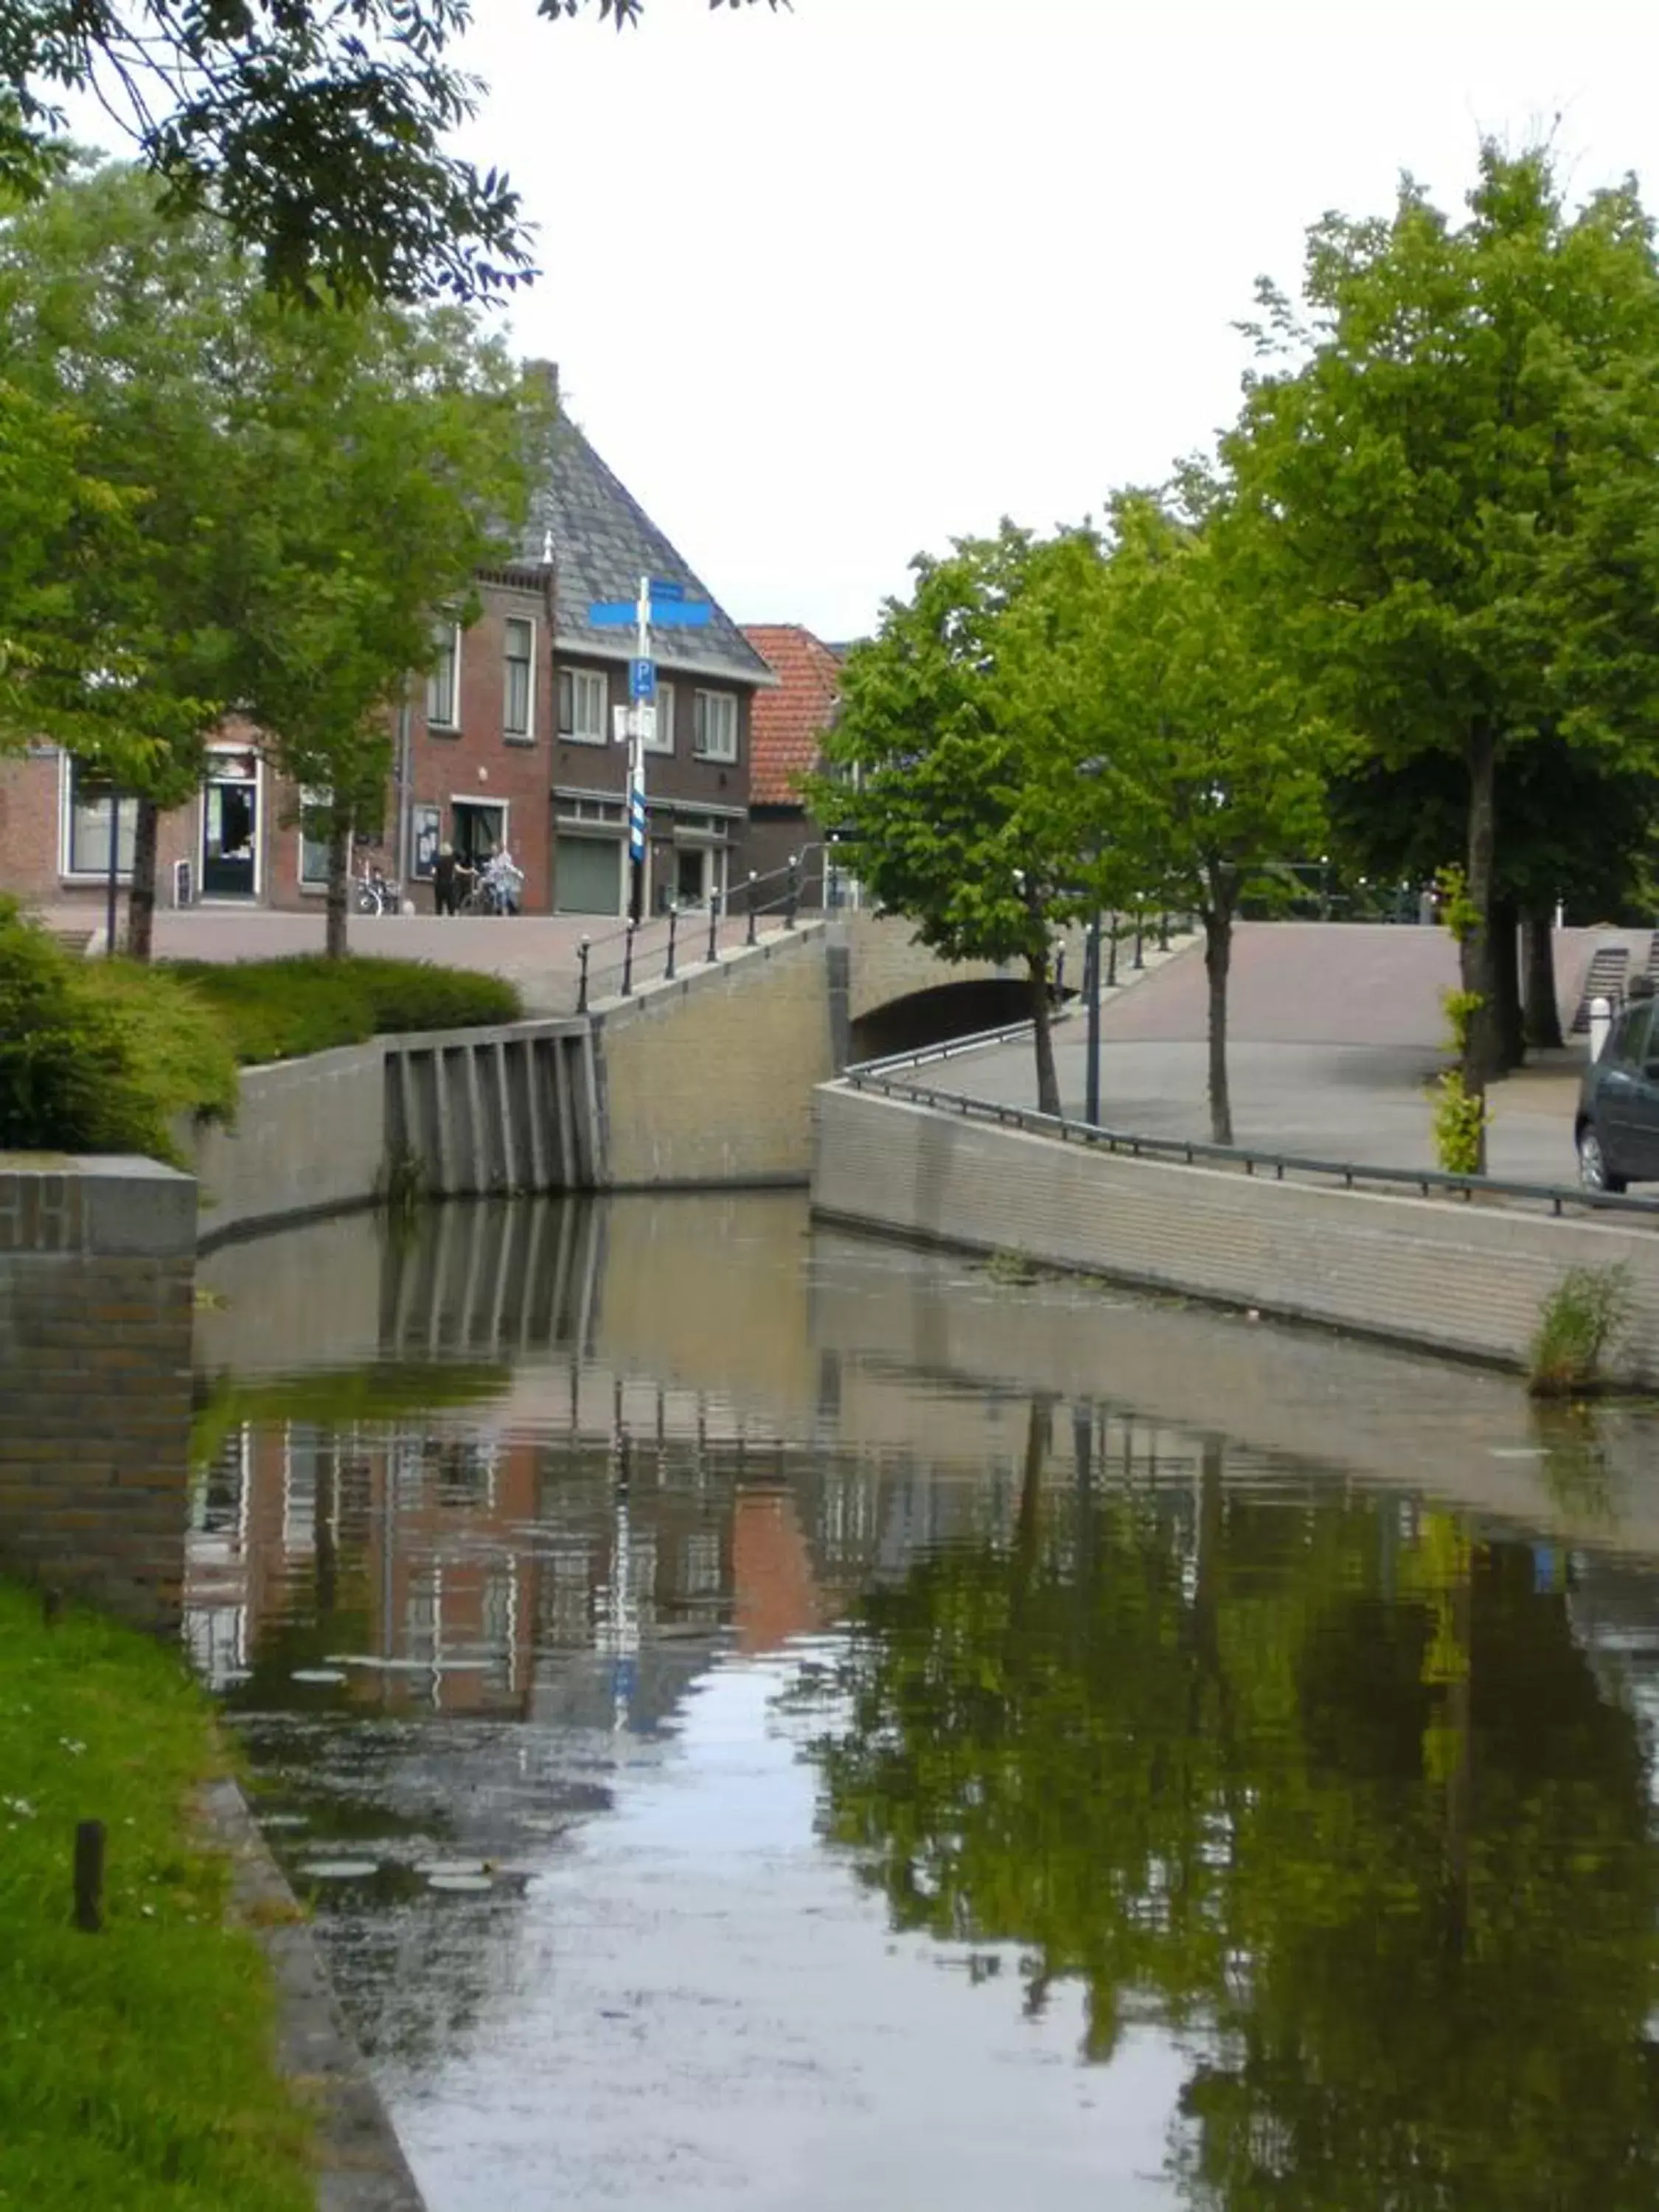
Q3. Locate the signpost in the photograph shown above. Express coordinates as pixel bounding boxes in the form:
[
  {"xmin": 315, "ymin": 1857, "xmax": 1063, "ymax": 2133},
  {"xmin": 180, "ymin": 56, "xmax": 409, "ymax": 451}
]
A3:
[{"xmin": 588, "ymin": 576, "xmax": 713, "ymax": 920}]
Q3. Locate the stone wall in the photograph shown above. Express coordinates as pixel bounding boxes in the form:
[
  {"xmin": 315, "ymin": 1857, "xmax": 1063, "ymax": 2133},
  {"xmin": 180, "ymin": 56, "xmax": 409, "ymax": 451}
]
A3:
[
  {"xmin": 812, "ymin": 1082, "xmax": 1659, "ymax": 1385},
  {"xmin": 188, "ymin": 1038, "xmax": 387, "ymax": 1246},
  {"xmin": 594, "ymin": 927, "xmax": 834, "ymax": 1186},
  {"xmin": 0, "ymin": 1158, "xmax": 196, "ymax": 1630}
]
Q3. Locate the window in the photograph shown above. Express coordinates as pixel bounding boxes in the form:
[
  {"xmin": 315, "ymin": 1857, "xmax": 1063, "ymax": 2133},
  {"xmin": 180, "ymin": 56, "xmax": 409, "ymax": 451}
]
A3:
[
  {"xmin": 559, "ymin": 667, "xmax": 608, "ymax": 745},
  {"xmin": 296, "ymin": 789, "xmax": 333, "ymax": 888},
  {"xmin": 692, "ymin": 689, "xmax": 738, "ymax": 762},
  {"xmin": 1616, "ymin": 1002, "xmax": 1655, "ymax": 1067},
  {"xmin": 427, "ymin": 620, "xmax": 460, "ymax": 728},
  {"xmin": 62, "ymin": 757, "xmax": 134, "ymax": 877},
  {"xmin": 504, "ymin": 616, "xmax": 534, "ymax": 740},
  {"xmin": 645, "ymin": 678, "xmax": 675, "ymax": 756}
]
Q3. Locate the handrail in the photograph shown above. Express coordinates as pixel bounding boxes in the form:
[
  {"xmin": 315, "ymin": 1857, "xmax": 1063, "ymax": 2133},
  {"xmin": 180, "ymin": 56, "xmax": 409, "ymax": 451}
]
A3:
[
  {"xmin": 575, "ymin": 849, "xmax": 818, "ymax": 1012},
  {"xmin": 841, "ymin": 1064, "xmax": 1659, "ymax": 1223}
]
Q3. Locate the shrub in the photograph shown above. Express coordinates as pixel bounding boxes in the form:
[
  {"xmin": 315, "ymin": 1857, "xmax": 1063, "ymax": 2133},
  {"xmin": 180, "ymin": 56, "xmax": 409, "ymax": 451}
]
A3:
[
  {"xmin": 1431, "ymin": 1068, "xmax": 1486, "ymax": 1176},
  {"xmin": 0, "ymin": 902, "xmax": 239, "ymax": 1162},
  {"xmin": 167, "ymin": 956, "xmax": 522, "ymax": 1065},
  {"xmin": 1528, "ymin": 1264, "xmax": 1635, "ymax": 1398}
]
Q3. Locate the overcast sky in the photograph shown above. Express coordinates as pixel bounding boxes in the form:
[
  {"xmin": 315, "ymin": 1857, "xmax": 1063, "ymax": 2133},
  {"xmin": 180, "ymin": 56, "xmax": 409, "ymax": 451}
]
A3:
[{"xmin": 442, "ymin": 0, "xmax": 1659, "ymax": 640}]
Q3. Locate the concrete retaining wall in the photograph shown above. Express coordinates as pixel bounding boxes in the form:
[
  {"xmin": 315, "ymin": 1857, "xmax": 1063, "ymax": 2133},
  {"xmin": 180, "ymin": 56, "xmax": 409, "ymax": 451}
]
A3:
[
  {"xmin": 0, "ymin": 1157, "xmax": 196, "ymax": 1629},
  {"xmin": 812, "ymin": 1083, "xmax": 1659, "ymax": 1384},
  {"xmin": 594, "ymin": 928, "xmax": 833, "ymax": 1186}
]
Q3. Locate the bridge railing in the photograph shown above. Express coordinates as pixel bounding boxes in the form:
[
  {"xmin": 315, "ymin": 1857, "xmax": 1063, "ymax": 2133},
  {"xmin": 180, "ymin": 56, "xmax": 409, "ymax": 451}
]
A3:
[
  {"xmin": 841, "ymin": 1063, "xmax": 1659, "ymax": 1224},
  {"xmin": 574, "ymin": 851, "xmax": 815, "ymax": 1012}
]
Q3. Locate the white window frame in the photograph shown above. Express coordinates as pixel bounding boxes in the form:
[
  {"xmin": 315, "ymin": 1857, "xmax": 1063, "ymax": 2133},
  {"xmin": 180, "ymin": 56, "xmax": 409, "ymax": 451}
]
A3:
[
  {"xmin": 645, "ymin": 678, "xmax": 675, "ymax": 756},
  {"xmin": 692, "ymin": 689, "xmax": 738, "ymax": 763},
  {"xmin": 503, "ymin": 614, "xmax": 535, "ymax": 742},
  {"xmin": 296, "ymin": 787, "xmax": 332, "ymax": 891},
  {"xmin": 559, "ymin": 666, "xmax": 609, "ymax": 746},
  {"xmin": 427, "ymin": 619, "xmax": 461, "ymax": 729},
  {"xmin": 200, "ymin": 745, "xmax": 266, "ymax": 900},
  {"xmin": 59, "ymin": 754, "xmax": 134, "ymax": 880}
]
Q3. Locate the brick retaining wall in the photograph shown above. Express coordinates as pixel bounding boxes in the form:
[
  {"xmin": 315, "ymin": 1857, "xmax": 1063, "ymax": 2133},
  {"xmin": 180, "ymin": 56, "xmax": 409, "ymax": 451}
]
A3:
[
  {"xmin": 0, "ymin": 1157, "xmax": 196, "ymax": 1630},
  {"xmin": 811, "ymin": 1084, "xmax": 1659, "ymax": 1385}
]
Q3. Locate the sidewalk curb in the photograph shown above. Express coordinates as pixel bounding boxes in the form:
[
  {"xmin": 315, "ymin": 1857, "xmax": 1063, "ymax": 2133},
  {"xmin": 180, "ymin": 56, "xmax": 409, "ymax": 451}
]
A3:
[{"xmin": 199, "ymin": 1775, "xmax": 428, "ymax": 2212}]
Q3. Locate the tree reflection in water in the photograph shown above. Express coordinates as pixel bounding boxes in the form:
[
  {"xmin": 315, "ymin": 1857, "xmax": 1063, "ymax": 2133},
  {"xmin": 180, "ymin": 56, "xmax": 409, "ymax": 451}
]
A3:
[{"xmin": 813, "ymin": 1402, "xmax": 1659, "ymax": 2209}]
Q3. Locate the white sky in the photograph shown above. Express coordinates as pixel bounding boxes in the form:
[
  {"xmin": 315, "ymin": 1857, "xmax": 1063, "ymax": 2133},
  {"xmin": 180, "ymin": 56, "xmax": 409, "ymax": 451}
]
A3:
[{"xmin": 446, "ymin": 0, "xmax": 1659, "ymax": 641}]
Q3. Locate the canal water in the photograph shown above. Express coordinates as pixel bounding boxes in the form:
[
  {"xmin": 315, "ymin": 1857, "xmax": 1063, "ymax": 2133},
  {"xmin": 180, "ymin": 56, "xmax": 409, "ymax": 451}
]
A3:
[{"xmin": 187, "ymin": 1194, "xmax": 1659, "ymax": 2211}]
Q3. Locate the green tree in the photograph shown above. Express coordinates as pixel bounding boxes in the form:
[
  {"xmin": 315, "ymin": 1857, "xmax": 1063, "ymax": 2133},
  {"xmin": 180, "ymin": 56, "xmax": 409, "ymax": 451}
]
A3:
[
  {"xmin": 1, "ymin": 0, "xmax": 782, "ymax": 304},
  {"xmin": 813, "ymin": 525, "xmax": 1110, "ymax": 1117},
  {"xmin": 1079, "ymin": 495, "xmax": 1329, "ymax": 1145},
  {"xmin": 0, "ymin": 161, "xmax": 539, "ymax": 956},
  {"xmin": 233, "ymin": 303, "xmax": 540, "ymax": 956},
  {"xmin": 1227, "ymin": 146, "xmax": 1659, "ymax": 1155}
]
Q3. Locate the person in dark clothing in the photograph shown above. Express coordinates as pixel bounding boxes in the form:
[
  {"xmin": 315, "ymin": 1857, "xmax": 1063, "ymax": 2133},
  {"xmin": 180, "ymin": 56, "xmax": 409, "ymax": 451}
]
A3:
[{"xmin": 433, "ymin": 843, "xmax": 459, "ymax": 917}]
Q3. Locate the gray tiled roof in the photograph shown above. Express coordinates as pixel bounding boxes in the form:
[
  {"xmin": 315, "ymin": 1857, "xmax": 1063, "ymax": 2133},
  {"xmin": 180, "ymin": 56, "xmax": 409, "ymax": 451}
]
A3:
[{"xmin": 521, "ymin": 417, "xmax": 773, "ymax": 687}]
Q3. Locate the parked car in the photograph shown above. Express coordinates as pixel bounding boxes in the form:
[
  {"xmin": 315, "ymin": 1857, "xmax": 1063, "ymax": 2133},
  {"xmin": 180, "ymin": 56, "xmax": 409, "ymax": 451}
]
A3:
[{"xmin": 1576, "ymin": 978, "xmax": 1659, "ymax": 1192}]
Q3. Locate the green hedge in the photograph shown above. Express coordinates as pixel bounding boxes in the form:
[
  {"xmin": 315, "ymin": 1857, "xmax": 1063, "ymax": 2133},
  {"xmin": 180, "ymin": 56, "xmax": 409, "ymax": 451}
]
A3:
[
  {"xmin": 0, "ymin": 907, "xmax": 522, "ymax": 1161},
  {"xmin": 168, "ymin": 955, "xmax": 523, "ymax": 1065},
  {"xmin": 0, "ymin": 902, "xmax": 237, "ymax": 1162}
]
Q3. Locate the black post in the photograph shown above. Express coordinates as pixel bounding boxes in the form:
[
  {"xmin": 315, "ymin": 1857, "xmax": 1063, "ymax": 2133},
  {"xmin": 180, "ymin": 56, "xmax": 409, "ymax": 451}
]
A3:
[
  {"xmin": 665, "ymin": 905, "xmax": 678, "ymax": 982},
  {"xmin": 577, "ymin": 936, "xmax": 590, "ymax": 1015},
  {"xmin": 1085, "ymin": 910, "xmax": 1102, "ymax": 1127},
  {"xmin": 74, "ymin": 1819, "xmax": 105, "ymax": 1933},
  {"xmin": 706, "ymin": 888, "xmax": 720, "ymax": 966},
  {"xmin": 745, "ymin": 872, "xmax": 758, "ymax": 948},
  {"xmin": 1158, "ymin": 910, "xmax": 1169, "ymax": 952},
  {"xmin": 104, "ymin": 789, "xmax": 121, "ymax": 959},
  {"xmin": 1106, "ymin": 912, "xmax": 1118, "ymax": 988},
  {"xmin": 785, "ymin": 853, "xmax": 799, "ymax": 930},
  {"xmin": 621, "ymin": 919, "xmax": 636, "ymax": 998},
  {"xmin": 1133, "ymin": 911, "xmax": 1144, "ymax": 970}
]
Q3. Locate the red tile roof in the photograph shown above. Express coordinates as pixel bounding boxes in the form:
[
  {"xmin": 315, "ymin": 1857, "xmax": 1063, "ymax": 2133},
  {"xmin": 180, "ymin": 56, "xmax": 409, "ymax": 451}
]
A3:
[{"xmin": 742, "ymin": 624, "xmax": 843, "ymax": 807}]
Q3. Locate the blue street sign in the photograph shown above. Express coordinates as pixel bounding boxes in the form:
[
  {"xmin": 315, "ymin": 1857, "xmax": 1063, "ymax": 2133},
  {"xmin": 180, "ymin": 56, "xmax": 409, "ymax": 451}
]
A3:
[
  {"xmin": 588, "ymin": 594, "xmax": 714, "ymax": 630},
  {"xmin": 630, "ymin": 658, "xmax": 656, "ymax": 702},
  {"xmin": 649, "ymin": 579, "xmax": 684, "ymax": 602}
]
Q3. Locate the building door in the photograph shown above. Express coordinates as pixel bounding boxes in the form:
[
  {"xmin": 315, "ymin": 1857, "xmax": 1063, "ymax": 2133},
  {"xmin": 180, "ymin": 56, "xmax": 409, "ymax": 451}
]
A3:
[
  {"xmin": 451, "ymin": 799, "xmax": 507, "ymax": 870},
  {"xmin": 201, "ymin": 754, "xmax": 261, "ymax": 899},
  {"xmin": 674, "ymin": 844, "xmax": 712, "ymax": 908},
  {"xmin": 554, "ymin": 834, "xmax": 623, "ymax": 916}
]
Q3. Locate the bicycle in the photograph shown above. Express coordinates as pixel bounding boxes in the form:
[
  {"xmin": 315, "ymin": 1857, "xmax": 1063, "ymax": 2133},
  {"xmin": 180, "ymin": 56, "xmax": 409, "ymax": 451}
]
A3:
[{"xmin": 353, "ymin": 861, "xmax": 400, "ymax": 916}]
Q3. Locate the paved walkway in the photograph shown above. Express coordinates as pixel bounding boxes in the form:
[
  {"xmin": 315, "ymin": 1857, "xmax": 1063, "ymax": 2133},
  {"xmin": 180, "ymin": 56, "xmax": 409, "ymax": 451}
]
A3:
[
  {"xmin": 44, "ymin": 902, "xmax": 784, "ymax": 1015},
  {"xmin": 912, "ymin": 923, "xmax": 1602, "ymax": 1188}
]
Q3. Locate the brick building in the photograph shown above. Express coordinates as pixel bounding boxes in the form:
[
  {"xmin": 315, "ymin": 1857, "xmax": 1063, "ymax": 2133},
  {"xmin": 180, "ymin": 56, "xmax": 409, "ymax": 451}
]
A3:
[
  {"xmin": 742, "ymin": 622, "xmax": 855, "ymax": 911},
  {"xmin": 0, "ymin": 381, "xmax": 770, "ymax": 923}
]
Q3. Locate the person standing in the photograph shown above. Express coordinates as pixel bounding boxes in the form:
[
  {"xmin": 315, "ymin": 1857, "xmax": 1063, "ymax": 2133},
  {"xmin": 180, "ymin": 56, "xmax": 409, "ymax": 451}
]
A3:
[{"xmin": 433, "ymin": 842, "xmax": 458, "ymax": 917}]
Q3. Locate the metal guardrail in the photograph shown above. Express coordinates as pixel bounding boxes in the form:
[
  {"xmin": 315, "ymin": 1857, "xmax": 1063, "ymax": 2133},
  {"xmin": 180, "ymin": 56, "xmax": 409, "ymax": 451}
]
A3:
[
  {"xmin": 842, "ymin": 1064, "xmax": 1659, "ymax": 1224},
  {"xmin": 576, "ymin": 849, "xmax": 817, "ymax": 1011}
]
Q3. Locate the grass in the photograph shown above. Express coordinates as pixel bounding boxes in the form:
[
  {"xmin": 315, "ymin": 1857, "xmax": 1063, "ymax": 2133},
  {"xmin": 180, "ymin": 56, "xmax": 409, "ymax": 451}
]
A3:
[
  {"xmin": 166, "ymin": 955, "xmax": 523, "ymax": 1067},
  {"xmin": 1528, "ymin": 1263, "xmax": 1635, "ymax": 1398},
  {"xmin": 0, "ymin": 1582, "xmax": 313, "ymax": 2212}
]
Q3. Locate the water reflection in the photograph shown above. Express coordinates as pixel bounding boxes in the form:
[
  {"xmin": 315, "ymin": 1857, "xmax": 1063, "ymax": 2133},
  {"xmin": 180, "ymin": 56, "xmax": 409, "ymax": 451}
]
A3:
[{"xmin": 182, "ymin": 1198, "xmax": 1659, "ymax": 2212}]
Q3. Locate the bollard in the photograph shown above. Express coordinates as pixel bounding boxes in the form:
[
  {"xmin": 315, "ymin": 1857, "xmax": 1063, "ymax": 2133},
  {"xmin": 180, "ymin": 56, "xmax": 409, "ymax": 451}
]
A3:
[
  {"xmin": 706, "ymin": 888, "xmax": 720, "ymax": 965},
  {"xmin": 74, "ymin": 1820, "xmax": 105, "ymax": 1933},
  {"xmin": 1589, "ymin": 992, "xmax": 1613, "ymax": 1064},
  {"xmin": 1158, "ymin": 910, "xmax": 1169, "ymax": 952},
  {"xmin": 577, "ymin": 936, "xmax": 591, "ymax": 1015},
  {"xmin": 785, "ymin": 853, "xmax": 799, "ymax": 930},
  {"xmin": 665, "ymin": 904, "xmax": 678, "ymax": 982},
  {"xmin": 621, "ymin": 919, "xmax": 636, "ymax": 998},
  {"xmin": 1133, "ymin": 914, "xmax": 1144, "ymax": 970},
  {"xmin": 1106, "ymin": 914, "xmax": 1118, "ymax": 989},
  {"xmin": 745, "ymin": 872, "xmax": 758, "ymax": 948}
]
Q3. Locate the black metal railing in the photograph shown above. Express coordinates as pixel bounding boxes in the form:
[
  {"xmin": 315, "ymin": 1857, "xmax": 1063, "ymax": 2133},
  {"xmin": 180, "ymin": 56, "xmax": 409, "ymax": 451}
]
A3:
[
  {"xmin": 575, "ymin": 849, "xmax": 813, "ymax": 1013},
  {"xmin": 841, "ymin": 1062, "xmax": 1659, "ymax": 1223}
]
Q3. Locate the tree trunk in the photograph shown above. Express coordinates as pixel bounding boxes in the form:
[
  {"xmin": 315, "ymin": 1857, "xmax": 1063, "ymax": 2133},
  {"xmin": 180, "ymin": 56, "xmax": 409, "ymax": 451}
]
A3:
[
  {"xmin": 1523, "ymin": 910, "xmax": 1564, "ymax": 1050},
  {"xmin": 1461, "ymin": 723, "xmax": 1500, "ymax": 1170},
  {"xmin": 1493, "ymin": 896, "xmax": 1524, "ymax": 1071},
  {"xmin": 1028, "ymin": 946, "xmax": 1061, "ymax": 1118},
  {"xmin": 1203, "ymin": 901, "xmax": 1234, "ymax": 1147},
  {"xmin": 125, "ymin": 799, "xmax": 159, "ymax": 963},
  {"xmin": 325, "ymin": 807, "xmax": 353, "ymax": 960}
]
